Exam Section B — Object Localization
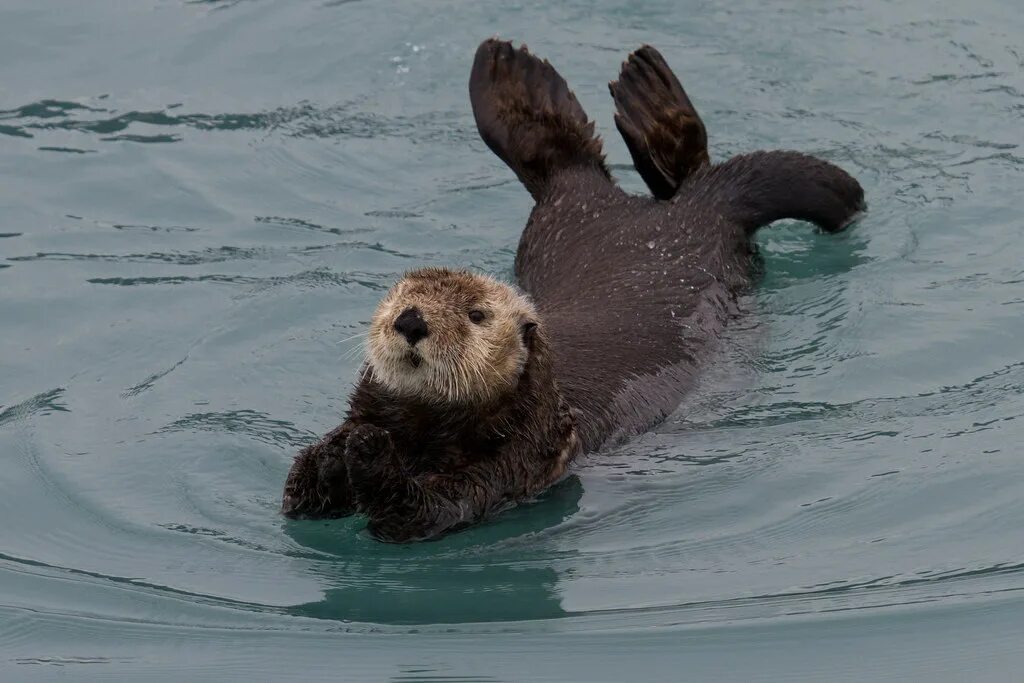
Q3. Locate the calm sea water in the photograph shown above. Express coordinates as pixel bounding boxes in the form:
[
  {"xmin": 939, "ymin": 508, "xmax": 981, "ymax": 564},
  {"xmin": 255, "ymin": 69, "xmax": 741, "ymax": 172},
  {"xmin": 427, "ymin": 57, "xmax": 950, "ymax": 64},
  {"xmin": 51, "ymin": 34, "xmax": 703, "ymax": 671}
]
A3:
[{"xmin": 2, "ymin": 0, "xmax": 1022, "ymax": 680}]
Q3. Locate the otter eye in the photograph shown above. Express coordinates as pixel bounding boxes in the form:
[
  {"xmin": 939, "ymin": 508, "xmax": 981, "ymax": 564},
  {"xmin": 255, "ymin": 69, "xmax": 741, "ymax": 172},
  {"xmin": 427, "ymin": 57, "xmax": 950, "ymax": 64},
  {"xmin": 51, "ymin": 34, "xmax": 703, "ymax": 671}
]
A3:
[
  {"xmin": 521, "ymin": 321, "xmax": 537, "ymax": 345},
  {"xmin": 468, "ymin": 310, "xmax": 486, "ymax": 324}
]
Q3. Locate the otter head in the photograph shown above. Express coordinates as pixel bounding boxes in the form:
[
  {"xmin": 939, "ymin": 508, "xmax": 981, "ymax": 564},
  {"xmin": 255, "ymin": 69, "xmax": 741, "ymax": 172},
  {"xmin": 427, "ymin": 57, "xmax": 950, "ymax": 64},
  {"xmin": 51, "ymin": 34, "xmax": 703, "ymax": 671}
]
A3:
[{"xmin": 367, "ymin": 267, "xmax": 542, "ymax": 405}]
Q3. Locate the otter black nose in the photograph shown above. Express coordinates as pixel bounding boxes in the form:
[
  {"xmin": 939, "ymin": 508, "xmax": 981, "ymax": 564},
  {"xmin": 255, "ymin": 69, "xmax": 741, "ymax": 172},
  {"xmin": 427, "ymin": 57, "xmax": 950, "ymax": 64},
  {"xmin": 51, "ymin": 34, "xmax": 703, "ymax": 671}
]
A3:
[{"xmin": 393, "ymin": 307, "xmax": 429, "ymax": 346}]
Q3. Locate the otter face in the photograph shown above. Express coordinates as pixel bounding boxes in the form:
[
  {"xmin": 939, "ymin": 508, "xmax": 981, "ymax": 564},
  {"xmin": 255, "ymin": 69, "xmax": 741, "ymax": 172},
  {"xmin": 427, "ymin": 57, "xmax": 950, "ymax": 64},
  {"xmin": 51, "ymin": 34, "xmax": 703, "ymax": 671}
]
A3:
[{"xmin": 367, "ymin": 268, "xmax": 539, "ymax": 404}]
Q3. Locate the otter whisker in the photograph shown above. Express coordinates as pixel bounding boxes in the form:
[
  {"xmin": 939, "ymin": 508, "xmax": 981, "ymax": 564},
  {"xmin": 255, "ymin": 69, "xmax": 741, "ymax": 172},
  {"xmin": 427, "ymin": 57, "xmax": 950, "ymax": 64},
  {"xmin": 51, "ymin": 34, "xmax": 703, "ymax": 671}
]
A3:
[
  {"xmin": 335, "ymin": 331, "xmax": 369, "ymax": 344},
  {"xmin": 341, "ymin": 343, "xmax": 368, "ymax": 362}
]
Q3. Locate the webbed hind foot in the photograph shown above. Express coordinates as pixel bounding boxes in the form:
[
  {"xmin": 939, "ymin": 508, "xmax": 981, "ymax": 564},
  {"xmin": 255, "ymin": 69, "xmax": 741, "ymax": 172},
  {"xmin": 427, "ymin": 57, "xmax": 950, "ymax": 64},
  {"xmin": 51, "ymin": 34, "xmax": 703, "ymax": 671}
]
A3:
[{"xmin": 609, "ymin": 45, "xmax": 709, "ymax": 200}]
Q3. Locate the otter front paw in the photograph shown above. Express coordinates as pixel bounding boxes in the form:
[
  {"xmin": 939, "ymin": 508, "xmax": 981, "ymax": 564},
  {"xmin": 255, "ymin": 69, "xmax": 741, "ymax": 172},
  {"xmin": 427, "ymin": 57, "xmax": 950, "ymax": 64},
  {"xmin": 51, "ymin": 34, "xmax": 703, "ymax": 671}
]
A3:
[
  {"xmin": 282, "ymin": 436, "xmax": 355, "ymax": 519},
  {"xmin": 365, "ymin": 492, "xmax": 465, "ymax": 543},
  {"xmin": 346, "ymin": 424, "xmax": 393, "ymax": 462},
  {"xmin": 366, "ymin": 513, "xmax": 424, "ymax": 543},
  {"xmin": 344, "ymin": 424, "xmax": 400, "ymax": 505}
]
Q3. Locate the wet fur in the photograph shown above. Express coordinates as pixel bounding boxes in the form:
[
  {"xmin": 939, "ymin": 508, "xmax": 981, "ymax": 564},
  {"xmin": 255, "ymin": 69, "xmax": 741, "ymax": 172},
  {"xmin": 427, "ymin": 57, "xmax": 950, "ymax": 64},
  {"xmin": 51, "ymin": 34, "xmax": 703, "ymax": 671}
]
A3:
[{"xmin": 282, "ymin": 39, "xmax": 865, "ymax": 540}]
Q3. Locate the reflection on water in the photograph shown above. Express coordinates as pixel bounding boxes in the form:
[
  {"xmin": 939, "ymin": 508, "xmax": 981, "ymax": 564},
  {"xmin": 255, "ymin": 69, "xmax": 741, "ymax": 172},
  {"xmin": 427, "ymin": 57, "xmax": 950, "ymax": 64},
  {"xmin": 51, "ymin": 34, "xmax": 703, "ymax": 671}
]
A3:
[
  {"xmin": 2, "ymin": 0, "xmax": 1023, "ymax": 679},
  {"xmin": 285, "ymin": 478, "xmax": 583, "ymax": 624}
]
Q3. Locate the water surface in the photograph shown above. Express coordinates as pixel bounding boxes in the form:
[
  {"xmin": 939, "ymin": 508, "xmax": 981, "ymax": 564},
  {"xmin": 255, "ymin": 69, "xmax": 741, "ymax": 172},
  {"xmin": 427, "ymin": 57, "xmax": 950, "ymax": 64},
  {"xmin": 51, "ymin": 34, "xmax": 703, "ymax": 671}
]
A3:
[{"xmin": 2, "ymin": 0, "xmax": 1023, "ymax": 680}]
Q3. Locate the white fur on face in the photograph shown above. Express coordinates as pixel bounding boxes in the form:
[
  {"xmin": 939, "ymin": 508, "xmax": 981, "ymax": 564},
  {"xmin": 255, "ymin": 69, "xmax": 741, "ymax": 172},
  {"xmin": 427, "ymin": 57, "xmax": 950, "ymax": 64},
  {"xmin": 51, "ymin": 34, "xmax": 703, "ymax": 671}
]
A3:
[{"xmin": 366, "ymin": 268, "xmax": 538, "ymax": 405}]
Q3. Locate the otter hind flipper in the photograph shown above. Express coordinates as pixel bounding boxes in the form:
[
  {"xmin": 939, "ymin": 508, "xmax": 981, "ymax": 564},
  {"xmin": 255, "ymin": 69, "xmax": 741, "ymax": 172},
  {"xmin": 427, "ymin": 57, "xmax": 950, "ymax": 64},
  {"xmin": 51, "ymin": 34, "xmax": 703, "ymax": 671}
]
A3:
[
  {"xmin": 609, "ymin": 45, "xmax": 709, "ymax": 201},
  {"xmin": 470, "ymin": 38, "xmax": 610, "ymax": 201},
  {"xmin": 699, "ymin": 151, "xmax": 865, "ymax": 234}
]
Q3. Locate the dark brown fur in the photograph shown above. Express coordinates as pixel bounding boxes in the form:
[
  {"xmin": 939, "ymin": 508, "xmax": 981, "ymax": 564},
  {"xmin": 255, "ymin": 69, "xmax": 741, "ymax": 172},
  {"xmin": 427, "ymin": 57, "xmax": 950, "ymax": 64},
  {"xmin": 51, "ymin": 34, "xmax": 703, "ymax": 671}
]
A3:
[
  {"xmin": 468, "ymin": 40, "xmax": 611, "ymax": 201},
  {"xmin": 281, "ymin": 39, "xmax": 864, "ymax": 540},
  {"xmin": 609, "ymin": 45, "xmax": 710, "ymax": 199}
]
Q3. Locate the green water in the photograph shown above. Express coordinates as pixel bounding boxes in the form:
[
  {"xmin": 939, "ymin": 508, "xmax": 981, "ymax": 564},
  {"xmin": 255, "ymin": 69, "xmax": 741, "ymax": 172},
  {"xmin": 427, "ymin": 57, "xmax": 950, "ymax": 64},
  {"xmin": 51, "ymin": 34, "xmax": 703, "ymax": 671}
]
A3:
[{"xmin": 2, "ymin": 0, "xmax": 1023, "ymax": 680}]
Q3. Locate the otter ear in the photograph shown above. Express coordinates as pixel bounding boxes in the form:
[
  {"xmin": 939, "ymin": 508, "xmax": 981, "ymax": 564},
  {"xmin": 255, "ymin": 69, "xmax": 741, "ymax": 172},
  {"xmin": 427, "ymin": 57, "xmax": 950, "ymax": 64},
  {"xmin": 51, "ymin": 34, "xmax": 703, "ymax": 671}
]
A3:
[{"xmin": 520, "ymin": 320, "xmax": 538, "ymax": 348}]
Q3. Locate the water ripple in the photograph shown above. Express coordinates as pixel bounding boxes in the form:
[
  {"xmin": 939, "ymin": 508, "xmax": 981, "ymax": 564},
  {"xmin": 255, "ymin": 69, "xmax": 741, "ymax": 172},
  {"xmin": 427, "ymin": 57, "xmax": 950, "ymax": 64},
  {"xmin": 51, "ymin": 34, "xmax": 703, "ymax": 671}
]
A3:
[
  {"xmin": 157, "ymin": 409, "xmax": 316, "ymax": 448},
  {"xmin": 0, "ymin": 389, "xmax": 69, "ymax": 429},
  {"xmin": 0, "ymin": 99, "xmax": 475, "ymax": 145},
  {"xmin": 121, "ymin": 357, "xmax": 189, "ymax": 398}
]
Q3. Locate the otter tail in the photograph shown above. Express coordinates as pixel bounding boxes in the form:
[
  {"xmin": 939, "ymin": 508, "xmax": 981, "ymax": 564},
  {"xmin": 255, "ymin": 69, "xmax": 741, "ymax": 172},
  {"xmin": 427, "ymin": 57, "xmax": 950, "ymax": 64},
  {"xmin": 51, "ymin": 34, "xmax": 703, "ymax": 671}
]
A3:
[
  {"xmin": 470, "ymin": 38, "xmax": 610, "ymax": 201},
  {"xmin": 609, "ymin": 45, "xmax": 709, "ymax": 200},
  {"xmin": 693, "ymin": 151, "xmax": 865, "ymax": 234}
]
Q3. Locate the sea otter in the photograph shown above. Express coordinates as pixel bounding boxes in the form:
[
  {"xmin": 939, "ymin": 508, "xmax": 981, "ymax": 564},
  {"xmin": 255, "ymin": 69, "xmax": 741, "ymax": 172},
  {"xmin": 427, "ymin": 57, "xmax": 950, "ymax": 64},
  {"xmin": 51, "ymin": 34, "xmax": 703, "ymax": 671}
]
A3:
[{"xmin": 281, "ymin": 39, "xmax": 864, "ymax": 541}]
